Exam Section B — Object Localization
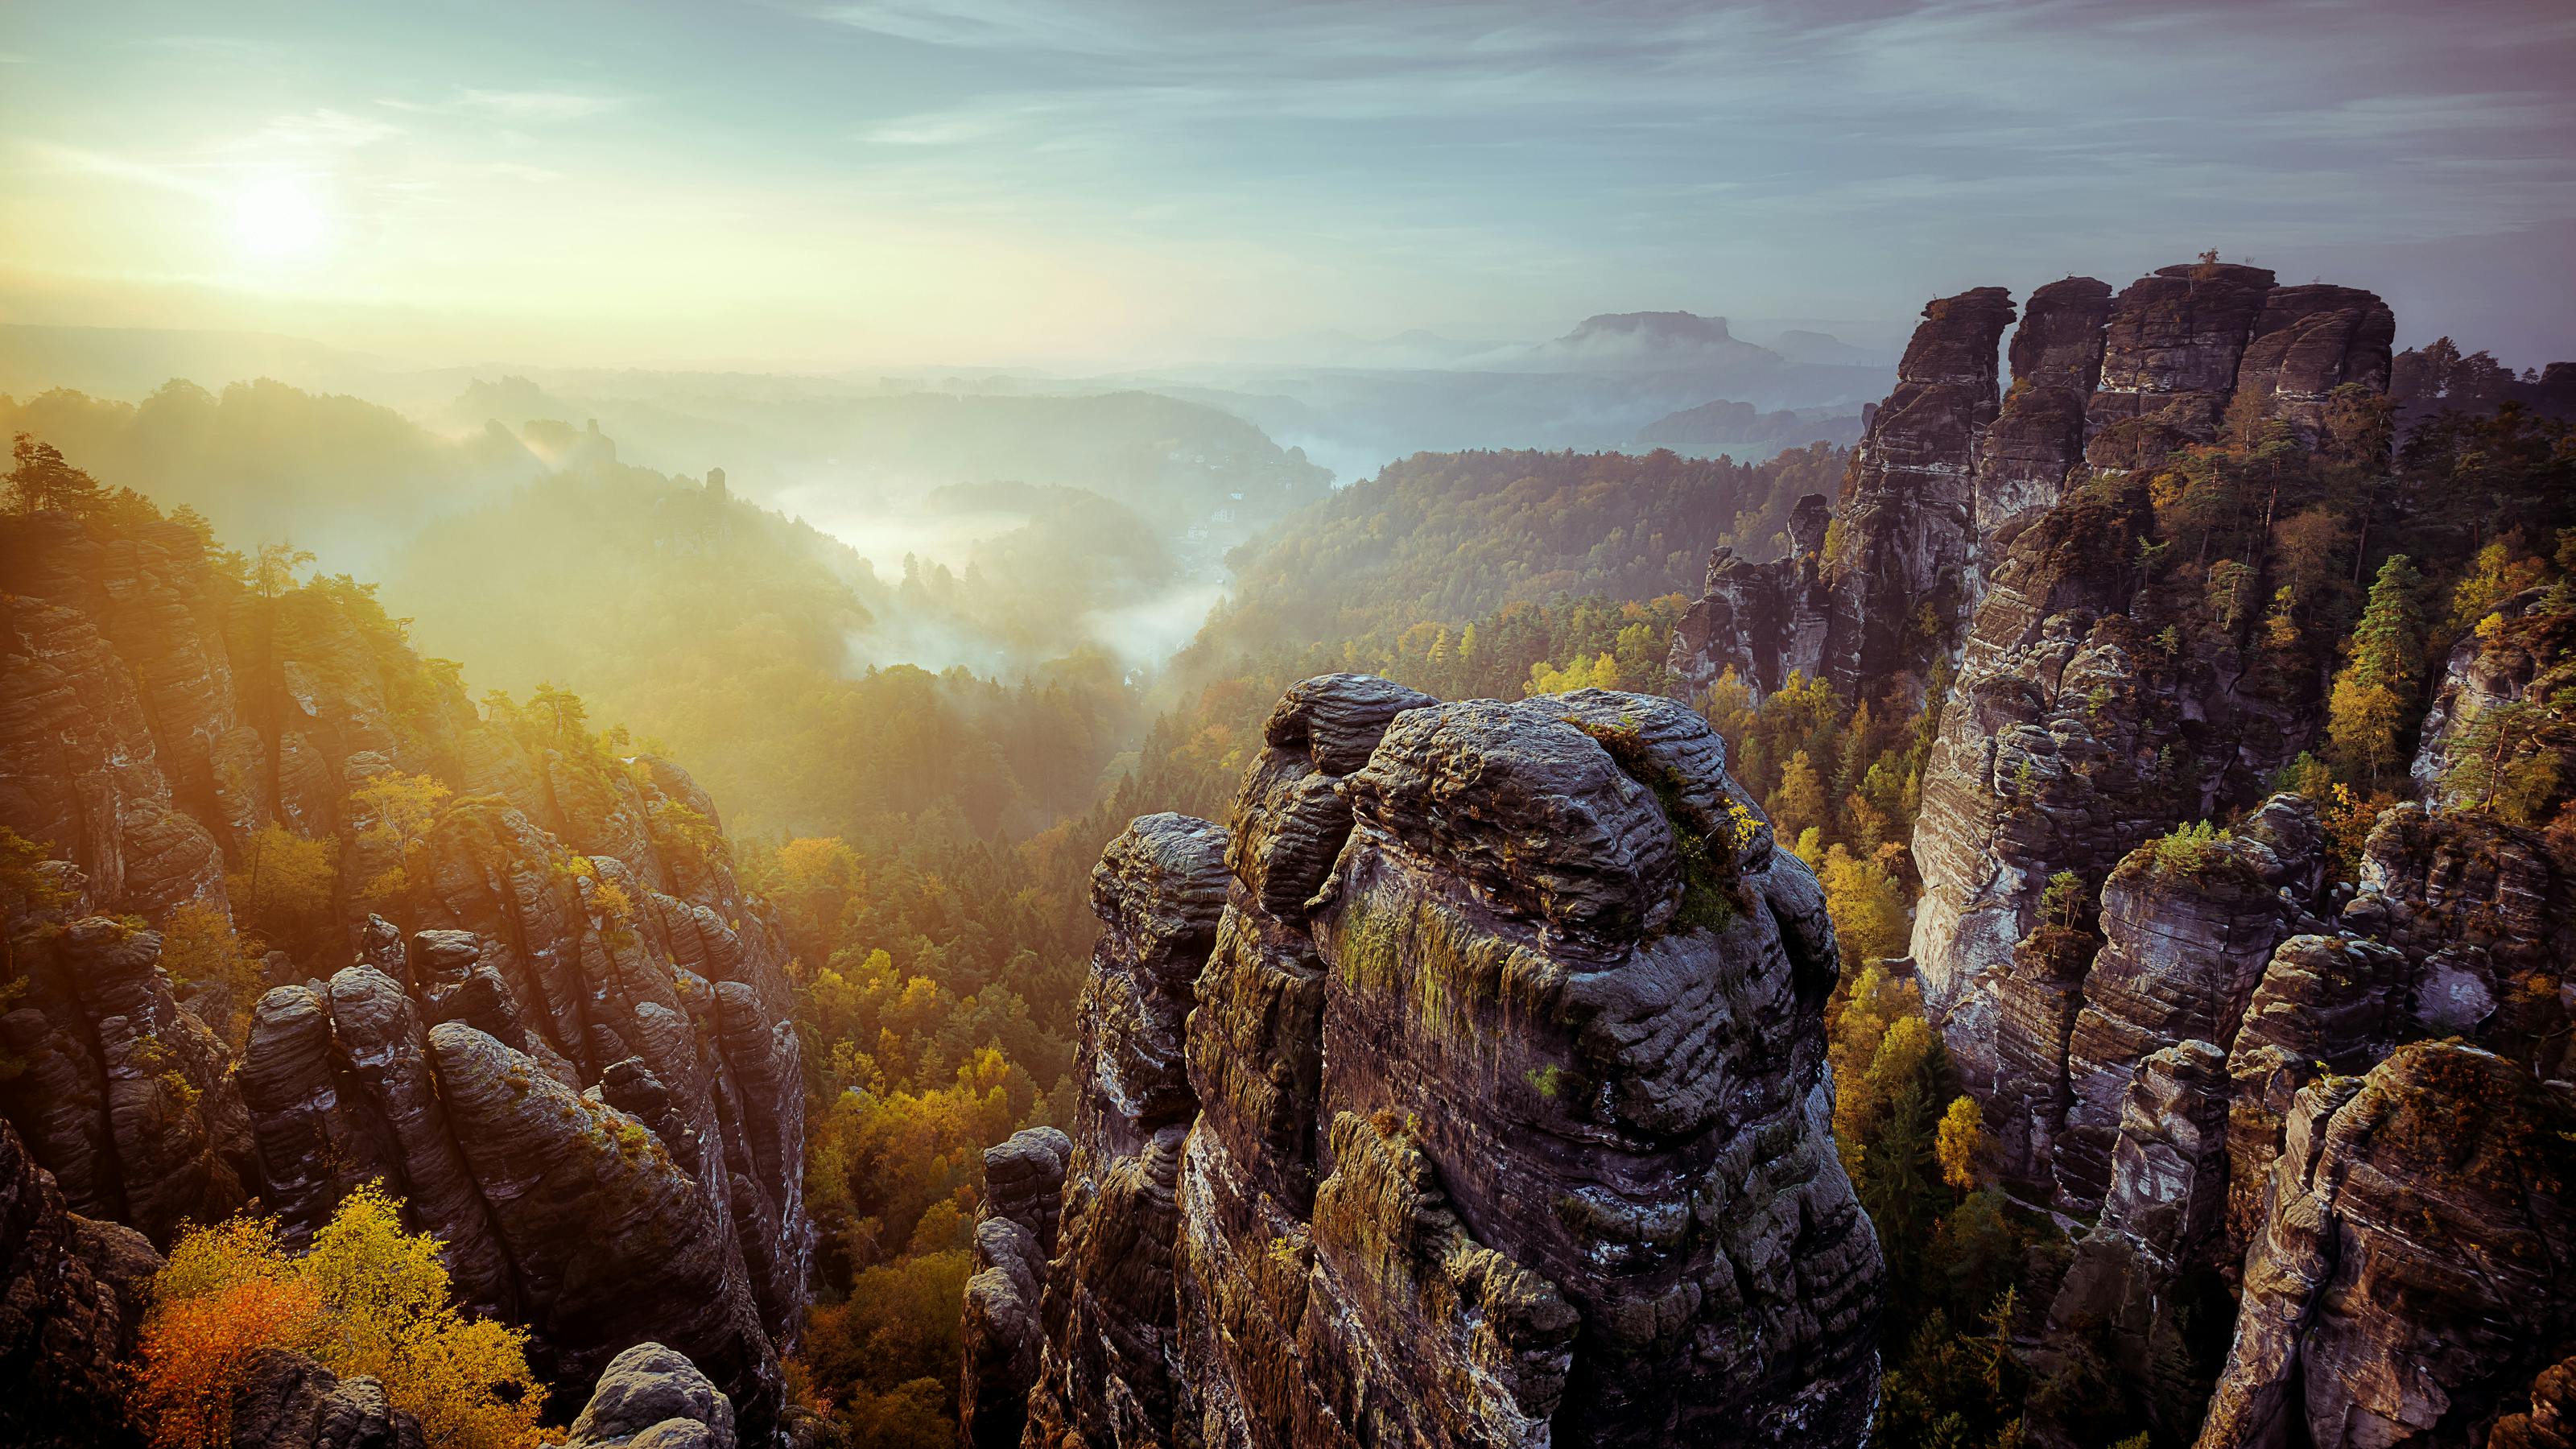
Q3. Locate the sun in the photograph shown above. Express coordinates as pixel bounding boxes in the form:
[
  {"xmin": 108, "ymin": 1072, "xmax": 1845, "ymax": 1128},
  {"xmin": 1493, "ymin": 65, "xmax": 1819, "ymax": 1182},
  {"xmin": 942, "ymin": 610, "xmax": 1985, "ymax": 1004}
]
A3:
[{"xmin": 230, "ymin": 175, "xmax": 332, "ymax": 262}]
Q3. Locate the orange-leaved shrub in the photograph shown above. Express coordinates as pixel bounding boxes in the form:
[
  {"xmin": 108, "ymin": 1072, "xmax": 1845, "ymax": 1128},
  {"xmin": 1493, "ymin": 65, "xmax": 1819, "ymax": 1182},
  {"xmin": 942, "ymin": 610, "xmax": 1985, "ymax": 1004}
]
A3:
[{"xmin": 130, "ymin": 1184, "xmax": 547, "ymax": 1449}]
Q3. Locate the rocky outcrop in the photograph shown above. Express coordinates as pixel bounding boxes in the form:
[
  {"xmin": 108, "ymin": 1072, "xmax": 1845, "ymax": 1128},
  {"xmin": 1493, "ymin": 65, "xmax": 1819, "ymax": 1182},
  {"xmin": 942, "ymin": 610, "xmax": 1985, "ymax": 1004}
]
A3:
[
  {"xmin": 1663, "ymin": 493, "xmax": 1831, "ymax": 704},
  {"xmin": 1019, "ymin": 813, "xmax": 1227, "ymax": 1449},
  {"xmin": 0, "ymin": 1114, "xmax": 160, "ymax": 1449},
  {"xmin": 1908, "ymin": 480, "xmax": 2204, "ymax": 1094},
  {"xmin": 993, "ymin": 675, "xmax": 1882, "ymax": 1448},
  {"xmin": 2346, "ymin": 804, "xmax": 2576, "ymax": 1077},
  {"xmin": 547, "ymin": 1342, "xmax": 737, "ymax": 1449},
  {"xmin": 2232, "ymin": 285, "xmax": 2395, "ymax": 443},
  {"xmin": 1970, "ymin": 277, "xmax": 2112, "ymax": 601},
  {"xmin": 0, "ymin": 501, "xmax": 810, "ymax": 1439},
  {"xmin": 2220, "ymin": 933, "xmax": 2409, "ymax": 1269},
  {"xmin": 1823, "ymin": 287, "xmax": 2017, "ymax": 696},
  {"xmin": 2410, "ymin": 590, "xmax": 2576, "ymax": 809},
  {"xmin": 2083, "ymin": 263, "xmax": 2277, "ymax": 473},
  {"xmin": 227, "ymin": 1348, "xmax": 427, "ymax": 1449},
  {"xmin": 2197, "ymin": 1042, "xmax": 2576, "ymax": 1449},
  {"xmin": 427, "ymin": 1022, "xmax": 784, "ymax": 1439},
  {"xmin": 0, "ymin": 911, "xmax": 254, "ymax": 1245},
  {"xmin": 2054, "ymin": 796, "xmax": 2322, "ymax": 1212},
  {"xmin": 2038, "ymin": 1039, "xmax": 2236, "ymax": 1440},
  {"xmin": 2495, "ymin": 1359, "xmax": 2576, "ymax": 1449},
  {"xmin": 961, "ymin": 1125, "xmax": 1069, "ymax": 1449}
]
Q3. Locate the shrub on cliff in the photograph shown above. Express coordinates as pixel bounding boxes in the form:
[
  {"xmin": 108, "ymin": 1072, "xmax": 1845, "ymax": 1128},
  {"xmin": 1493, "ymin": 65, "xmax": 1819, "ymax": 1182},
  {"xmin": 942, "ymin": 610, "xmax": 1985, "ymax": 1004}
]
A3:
[{"xmin": 130, "ymin": 1185, "xmax": 546, "ymax": 1449}]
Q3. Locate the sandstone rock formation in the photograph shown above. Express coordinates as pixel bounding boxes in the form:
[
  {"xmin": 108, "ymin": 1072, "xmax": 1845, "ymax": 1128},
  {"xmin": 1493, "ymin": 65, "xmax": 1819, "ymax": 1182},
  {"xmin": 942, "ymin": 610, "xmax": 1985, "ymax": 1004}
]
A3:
[
  {"xmin": 2233, "ymin": 285, "xmax": 2396, "ymax": 443},
  {"xmin": 0, "ymin": 1114, "xmax": 161, "ymax": 1449},
  {"xmin": 547, "ymin": 1341, "xmax": 738, "ymax": 1449},
  {"xmin": 0, "ymin": 502, "xmax": 809, "ymax": 1440},
  {"xmin": 0, "ymin": 909, "xmax": 254, "ymax": 1245},
  {"xmin": 1821, "ymin": 287, "xmax": 2017, "ymax": 696},
  {"xmin": 2053, "ymin": 797, "xmax": 2322, "ymax": 1212},
  {"xmin": 976, "ymin": 675, "xmax": 1883, "ymax": 1448},
  {"xmin": 2410, "ymin": 588, "xmax": 2576, "ymax": 808},
  {"xmin": 1970, "ymin": 276, "xmax": 2112, "ymax": 601},
  {"xmin": 2197, "ymin": 1042, "xmax": 2575, "ymax": 1449},
  {"xmin": 963, "ymin": 1125, "xmax": 1069, "ymax": 1449},
  {"xmin": 1020, "ymin": 813, "xmax": 1225, "ymax": 1449},
  {"xmin": 1663, "ymin": 493, "xmax": 1831, "ymax": 704},
  {"xmin": 228, "ymin": 1348, "xmax": 427, "ymax": 1449},
  {"xmin": 2083, "ymin": 263, "xmax": 2277, "ymax": 473}
]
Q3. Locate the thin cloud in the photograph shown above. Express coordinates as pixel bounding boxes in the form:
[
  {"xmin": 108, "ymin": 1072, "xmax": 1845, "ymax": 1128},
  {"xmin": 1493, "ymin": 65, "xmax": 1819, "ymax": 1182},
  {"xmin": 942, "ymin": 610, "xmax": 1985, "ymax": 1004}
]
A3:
[{"xmin": 455, "ymin": 89, "xmax": 627, "ymax": 121}]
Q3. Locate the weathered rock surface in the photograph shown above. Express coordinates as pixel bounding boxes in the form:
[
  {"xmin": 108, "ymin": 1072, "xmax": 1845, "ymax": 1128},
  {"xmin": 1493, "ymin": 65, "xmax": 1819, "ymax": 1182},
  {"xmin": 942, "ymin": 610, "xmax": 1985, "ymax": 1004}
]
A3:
[
  {"xmin": 228, "ymin": 1348, "xmax": 427, "ymax": 1449},
  {"xmin": 2410, "ymin": 590, "xmax": 2576, "ymax": 808},
  {"xmin": 1909, "ymin": 480, "xmax": 2203, "ymax": 1092},
  {"xmin": 1823, "ymin": 287, "xmax": 2017, "ymax": 696},
  {"xmin": 2084, "ymin": 262, "xmax": 2277, "ymax": 473},
  {"xmin": 428, "ymin": 1022, "xmax": 783, "ymax": 1439},
  {"xmin": 2054, "ymin": 796, "xmax": 2322, "ymax": 1212},
  {"xmin": 1663, "ymin": 493, "xmax": 1832, "ymax": 704},
  {"xmin": 1970, "ymin": 277, "xmax": 2112, "ymax": 601},
  {"xmin": 2347, "ymin": 804, "xmax": 2576, "ymax": 1076},
  {"xmin": 0, "ymin": 502, "xmax": 811, "ymax": 1439},
  {"xmin": 960, "ymin": 1125, "xmax": 1070, "ymax": 1449},
  {"xmin": 547, "ymin": 1341, "xmax": 737, "ymax": 1449},
  {"xmin": 0, "ymin": 910, "xmax": 254, "ymax": 1245},
  {"xmin": 2494, "ymin": 1358, "xmax": 2576, "ymax": 1449},
  {"xmin": 2197, "ymin": 1042, "xmax": 2576, "ymax": 1449},
  {"xmin": 2039, "ymin": 1039, "xmax": 2237, "ymax": 1439},
  {"xmin": 2232, "ymin": 285, "xmax": 2395, "ymax": 443},
  {"xmin": 1019, "ymin": 813, "xmax": 1227, "ymax": 1449},
  {"xmin": 0, "ymin": 1113, "xmax": 161, "ymax": 1449},
  {"xmin": 992, "ymin": 676, "xmax": 1882, "ymax": 1449}
]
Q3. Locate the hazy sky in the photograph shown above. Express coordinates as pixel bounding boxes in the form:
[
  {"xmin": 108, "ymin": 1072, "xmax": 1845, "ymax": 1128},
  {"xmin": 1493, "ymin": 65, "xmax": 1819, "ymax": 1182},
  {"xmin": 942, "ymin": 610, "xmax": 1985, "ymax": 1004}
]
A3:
[{"xmin": 5, "ymin": 0, "xmax": 2572, "ymax": 369}]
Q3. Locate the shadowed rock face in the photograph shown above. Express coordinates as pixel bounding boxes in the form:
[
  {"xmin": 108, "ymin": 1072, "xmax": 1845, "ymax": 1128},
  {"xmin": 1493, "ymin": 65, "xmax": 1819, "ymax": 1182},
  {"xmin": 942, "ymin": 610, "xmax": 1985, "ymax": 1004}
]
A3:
[
  {"xmin": 2411, "ymin": 591, "xmax": 2576, "ymax": 811},
  {"xmin": 979, "ymin": 675, "xmax": 1883, "ymax": 1449},
  {"xmin": 1823, "ymin": 287, "xmax": 2017, "ymax": 696},
  {"xmin": 0, "ymin": 1115, "xmax": 162, "ymax": 1449},
  {"xmin": 228, "ymin": 1348, "xmax": 427, "ymax": 1449},
  {"xmin": 1668, "ymin": 262, "xmax": 2385, "ymax": 737},
  {"xmin": 2197, "ymin": 1043, "xmax": 2576, "ymax": 1449},
  {"xmin": 2233, "ymin": 285, "xmax": 2395, "ymax": 443},
  {"xmin": 0, "ymin": 913, "xmax": 254, "ymax": 1246},
  {"xmin": 1971, "ymin": 277, "xmax": 2113, "ymax": 602},
  {"xmin": 1016, "ymin": 813, "xmax": 1226, "ymax": 1449},
  {"xmin": 429, "ymin": 1022, "xmax": 783, "ymax": 1436}
]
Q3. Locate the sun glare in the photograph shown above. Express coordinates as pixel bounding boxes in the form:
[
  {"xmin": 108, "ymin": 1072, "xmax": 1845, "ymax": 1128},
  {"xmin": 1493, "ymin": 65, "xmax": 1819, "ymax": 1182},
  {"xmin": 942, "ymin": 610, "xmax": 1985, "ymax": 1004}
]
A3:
[{"xmin": 230, "ymin": 175, "xmax": 332, "ymax": 262}]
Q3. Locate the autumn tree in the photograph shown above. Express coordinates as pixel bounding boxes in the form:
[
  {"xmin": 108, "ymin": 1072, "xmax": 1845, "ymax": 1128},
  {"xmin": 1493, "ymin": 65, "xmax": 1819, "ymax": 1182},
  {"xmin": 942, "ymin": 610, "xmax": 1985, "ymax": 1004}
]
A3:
[
  {"xmin": 348, "ymin": 771, "xmax": 452, "ymax": 910},
  {"xmin": 1819, "ymin": 844, "xmax": 1909, "ymax": 964},
  {"xmin": 133, "ymin": 1186, "xmax": 544, "ymax": 1449},
  {"xmin": 225, "ymin": 825, "xmax": 341, "ymax": 965},
  {"xmin": 159, "ymin": 902, "xmax": 266, "ymax": 1047}
]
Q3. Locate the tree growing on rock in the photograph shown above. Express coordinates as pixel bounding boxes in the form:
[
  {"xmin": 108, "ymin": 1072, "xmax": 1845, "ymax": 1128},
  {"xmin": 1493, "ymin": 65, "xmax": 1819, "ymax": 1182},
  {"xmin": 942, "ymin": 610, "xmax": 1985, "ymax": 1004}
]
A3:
[{"xmin": 132, "ymin": 1184, "xmax": 545, "ymax": 1449}]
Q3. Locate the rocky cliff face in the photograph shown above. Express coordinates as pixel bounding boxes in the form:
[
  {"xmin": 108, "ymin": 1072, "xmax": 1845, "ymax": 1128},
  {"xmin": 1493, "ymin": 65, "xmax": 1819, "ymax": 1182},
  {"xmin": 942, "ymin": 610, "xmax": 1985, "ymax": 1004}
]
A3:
[
  {"xmin": 0, "ymin": 503, "xmax": 807, "ymax": 1440},
  {"xmin": 2197, "ymin": 1042, "xmax": 2574, "ymax": 1449},
  {"xmin": 1970, "ymin": 277, "xmax": 2112, "ymax": 603},
  {"xmin": 969, "ymin": 675, "xmax": 1884, "ymax": 1448},
  {"xmin": 1668, "ymin": 259, "xmax": 2388, "ymax": 730},
  {"xmin": 2411, "ymin": 589, "xmax": 2576, "ymax": 809},
  {"xmin": 0, "ymin": 1114, "xmax": 161, "ymax": 1449},
  {"xmin": 2083, "ymin": 263, "xmax": 2277, "ymax": 473},
  {"xmin": 1662, "ymin": 493, "xmax": 1831, "ymax": 704},
  {"xmin": 1821, "ymin": 287, "xmax": 2017, "ymax": 697}
]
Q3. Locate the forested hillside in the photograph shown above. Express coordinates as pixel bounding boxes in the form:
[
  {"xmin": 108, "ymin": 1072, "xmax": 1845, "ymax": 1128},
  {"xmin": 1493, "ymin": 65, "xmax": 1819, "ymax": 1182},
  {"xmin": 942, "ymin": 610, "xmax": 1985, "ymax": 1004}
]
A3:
[{"xmin": 1190, "ymin": 443, "xmax": 1843, "ymax": 667}]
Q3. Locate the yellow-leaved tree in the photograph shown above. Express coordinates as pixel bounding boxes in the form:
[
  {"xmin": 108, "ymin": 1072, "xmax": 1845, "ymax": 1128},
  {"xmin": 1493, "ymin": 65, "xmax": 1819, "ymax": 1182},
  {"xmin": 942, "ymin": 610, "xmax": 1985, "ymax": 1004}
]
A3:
[{"xmin": 132, "ymin": 1184, "xmax": 546, "ymax": 1449}]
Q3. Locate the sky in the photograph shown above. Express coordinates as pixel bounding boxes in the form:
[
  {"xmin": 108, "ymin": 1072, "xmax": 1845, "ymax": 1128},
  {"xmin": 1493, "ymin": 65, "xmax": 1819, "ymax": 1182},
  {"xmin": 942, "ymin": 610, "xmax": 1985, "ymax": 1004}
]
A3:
[{"xmin": 3, "ymin": 0, "xmax": 2573, "ymax": 370}]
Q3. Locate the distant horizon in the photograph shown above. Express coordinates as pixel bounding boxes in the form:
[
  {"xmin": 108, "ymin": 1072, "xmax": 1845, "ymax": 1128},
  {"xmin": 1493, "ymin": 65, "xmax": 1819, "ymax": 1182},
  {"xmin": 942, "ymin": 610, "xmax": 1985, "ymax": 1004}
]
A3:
[{"xmin": 5, "ymin": 1, "xmax": 2571, "ymax": 373}]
